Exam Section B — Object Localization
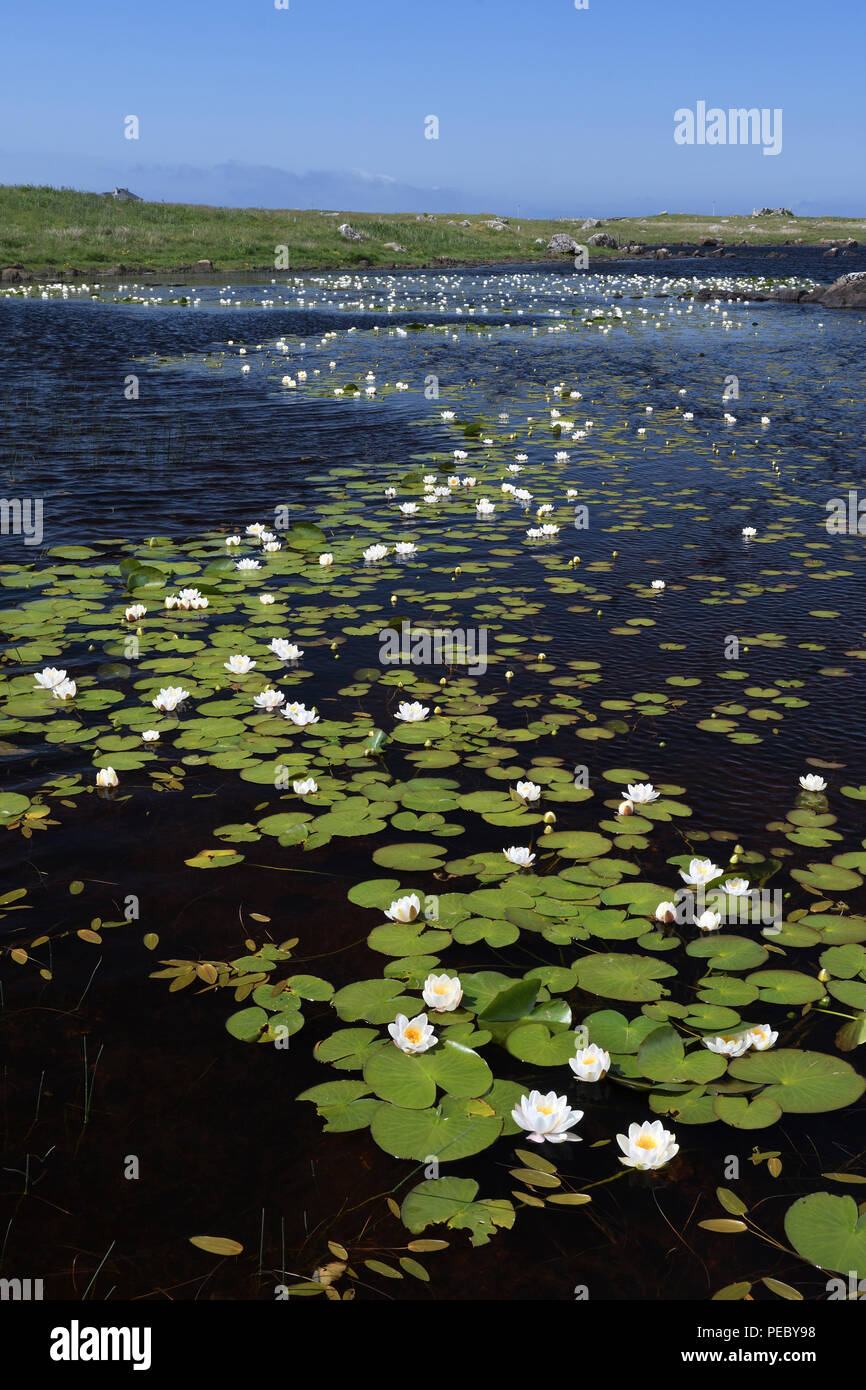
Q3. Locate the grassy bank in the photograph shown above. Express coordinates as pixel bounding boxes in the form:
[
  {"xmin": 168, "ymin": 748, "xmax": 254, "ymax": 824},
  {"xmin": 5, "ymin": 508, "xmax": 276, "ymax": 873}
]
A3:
[{"xmin": 1, "ymin": 185, "xmax": 864, "ymax": 276}]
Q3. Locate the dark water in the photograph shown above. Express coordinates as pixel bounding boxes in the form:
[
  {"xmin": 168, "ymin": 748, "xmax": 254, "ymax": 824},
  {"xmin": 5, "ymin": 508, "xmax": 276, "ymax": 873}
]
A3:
[{"xmin": 1, "ymin": 252, "xmax": 865, "ymax": 1301}]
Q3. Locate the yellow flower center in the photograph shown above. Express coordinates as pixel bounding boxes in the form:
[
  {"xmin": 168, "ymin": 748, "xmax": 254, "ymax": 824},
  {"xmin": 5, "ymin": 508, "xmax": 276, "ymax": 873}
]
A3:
[
  {"xmin": 537, "ymin": 1103, "xmax": 554, "ymax": 1116},
  {"xmin": 636, "ymin": 1135, "xmax": 658, "ymax": 1150},
  {"xmin": 404, "ymin": 1027, "xmax": 422, "ymax": 1045},
  {"xmin": 434, "ymin": 984, "xmax": 450, "ymax": 995}
]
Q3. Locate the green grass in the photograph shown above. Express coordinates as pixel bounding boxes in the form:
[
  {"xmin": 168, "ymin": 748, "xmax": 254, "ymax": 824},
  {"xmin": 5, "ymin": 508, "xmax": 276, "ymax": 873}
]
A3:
[{"xmin": 1, "ymin": 185, "xmax": 863, "ymax": 275}]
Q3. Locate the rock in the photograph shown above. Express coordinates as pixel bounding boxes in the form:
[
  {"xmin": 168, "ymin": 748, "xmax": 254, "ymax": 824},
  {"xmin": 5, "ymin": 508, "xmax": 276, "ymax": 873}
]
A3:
[
  {"xmin": 581, "ymin": 218, "xmax": 602, "ymax": 229},
  {"xmin": 546, "ymin": 233, "xmax": 582, "ymax": 254},
  {"xmin": 534, "ymin": 237, "xmax": 546, "ymax": 245},
  {"xmin": 654, "ymin": 247, "xmax": 670, "ymax": 259},
  {"xmin": 1, "ymin": 264, "xmax": 25, "ymax": 282},
  {"xmin": 338, "ymin": 223, "xmax": 364, "ymax": 242},
  {"xmin": 824, "ymin": 247, "xmax": 840, "ymax": 257},
  {"xmin": 383, "ymin": 242, "xmax": 407, "ymax": 253},
  {"xmin": 587, "ymin": 232, "xmax": 618, "ymax": 248},
  {"xmin": 193, "ymin": 258, "xmax": 214, "ymax": 271},
  {"xmin": 459, "ymin": 219, "xmax": 471, "ymax": 227},
  {"xmin": 810, "ymin": 272, "xmax": 866, "ymax": 308},
  {"xmin": 699, "ymin": 236, "xmax": 719, "ymax": 247},
  {"xmin": 483, "ymin": 220, "xmax": 506, "ymax": 230},
  {"xmin": 104, "ymin": 186, "xmax": 142, "ymax": 202}
]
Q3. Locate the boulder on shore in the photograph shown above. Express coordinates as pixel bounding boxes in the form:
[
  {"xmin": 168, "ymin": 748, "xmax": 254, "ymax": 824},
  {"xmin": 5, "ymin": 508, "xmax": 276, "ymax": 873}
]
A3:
[
  {"xmin": 806, "ymin": 272, "xmax": 866, "ymax": 308},
  {"xmin": 547, "ymin": 233, "xmax": 582, "ymax": 254},
  {"xmin": 338, "ymin": 223, "xmax": 364, "ymax": 242},
  {"xmin": 587, "ymin": 232, "xmax": 618, "ymax": 249}
]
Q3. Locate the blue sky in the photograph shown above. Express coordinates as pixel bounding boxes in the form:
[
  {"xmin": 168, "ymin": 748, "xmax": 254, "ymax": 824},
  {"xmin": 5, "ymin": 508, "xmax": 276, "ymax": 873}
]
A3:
[{"xmin": 2, "ymin": 0, "xmax": 863, "ymax": 215}]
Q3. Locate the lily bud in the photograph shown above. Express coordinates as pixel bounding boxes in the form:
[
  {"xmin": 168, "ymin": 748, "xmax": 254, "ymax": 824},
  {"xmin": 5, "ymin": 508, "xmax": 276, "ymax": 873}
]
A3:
[
  {"xmin": 618, "ymin": 799, "xmax": 634, "ymax": 816},
  {"xmin": 543, "ymin": 811, "xmax": 556, "ymax": 824},
  {"xmin": 543, "ymin": 823, "xmax": 553, "ymax": 835}
]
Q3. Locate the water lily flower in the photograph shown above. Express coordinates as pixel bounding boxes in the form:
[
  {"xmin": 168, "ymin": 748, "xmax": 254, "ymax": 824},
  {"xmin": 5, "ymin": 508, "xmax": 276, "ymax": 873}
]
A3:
[
  {"xmin": 236, "ymin": 558, "xmax": 261, "ymax": 571},
  {"xmin": 515, "ymin": 780, "xmax": 541, "ymax": 802},
  {"xmin": 441, "ymin": 410, "xmax": 455, "ymax": 421},
  {"xmin": 388, "ymin": 1012, "xmax": 436, "ymax": 1055},
  {"xmin": 799, "ymin": 773, "xmax": 827, "ymax": 792},
  {"xmin": 617, "ymin": 1120, "xmax": 678, "ymax": 1170},
  {"xmin": 697, "ymin": 909, "xmax": 722, "ymax": 932},
  {"xmin": 722, "ymin": 877, "xmax": 749, "ymax": 896},
  {"xmin": 224, "ymin": 654, "xmax": 256, "ymax": 674},
  {"xmin": 34, "ymin": 667, "xmax": 68, "ymax": 690},
  {"xmin": 704, "ymin": 1033, "xmax": 752, "ymax": 1057},
  {"xmin": 52, "ymin": 679, "xmax": 77, "ymax": 700},
  {"xmin": 569, "ymin": 1044, "xmax": 610, "ymax": 1082},
  {"xmin": 269, "ymin": 639, "xmax": 303, "ymax": 661},
  {"xmin": 254, "ymin": 688, "xmax": 285, "ymax": 710},
  {"xmin": 283, "ymin": 702, "xmax": 319, "ymax": 726},
  {"xmin": 225, "ymin": 535, "xmax": 241, "ymax": 546},
  {"xmin": 742, "ymin": 526, "xmax": 757, "ymax": 537},
  {"xmin": 386, "ymin": 894, "xmax": 421, "ymax": 923},
  {"xmin": 683, "ymin": 411, "xmax": 694, "ymax": 421},
  {"xmin": 617, "ymin": 799, "xmax": 634, "ymax": 816},
  {"xmin": 476, "ymin": 499, "xmax": 495, "ymax": 516},
  {"xmin": 680, "ymin": 857, "xmax": 722, "ymax": 887},
  {"xmin": 293, "ymin": 777, "xmax": 318, "ymax": 795},
  {"xmin": 398, "ymin": 502, "xmax": 418, "ymax": 516},
  {"xmin": 394, "ymin": 541, "xmax": 417, "ymax": 557},
  {"xmin": 748, "ymin": 1024, "xmax": 778, "ymax": 1051},
  {"xmin": 125, "ymin": 604, "xmax": 147, "ymax": 621},
  {"xmin": 655, "ymin": 900, "xmax": 678, "ymax": 923},
  {"xmin": 503, "ymin": 846, "xmax": 535, "ymax": 868},
  {"xmin": 96, "ymin": 767, "xmax": 118, "ymax": 788},
  {"xmin": 627, "ymin": 783, "xmax": 659, "ymax": 805},
  {"xmin": 363, "ymin": 544, "xmax": 389, "ymax": 563},
  {"xmin": 152, "ymin": 686, "xmax": 189, "ymax": 712},
  {"xmin": 245, "ymin": 523, "xmax": 266, "ymax": 536},
  {"xmin": 422, "ymin": 973, "xmax": 463, "ymax": 1012},
  {"xmin": 650, "ymin": 579, "xmax": 666, "ymax": 590},
  {"xmin": 511, "ymin": 1090, "xmax": 583, "ymax": 1144},
  {"xmin": 396, "ymin": 701, "xmax": 429, "ymax": 722},
  {"xmin": 384, "ymin": 487, "xmax": 397, "ymax": 499},
  {"xmin": 141, "ymin": 729, "xmax": 160, "ymax": 742},
  {"xmin": 259, "ymin": 593, "xmax": 276, "ymax": 604},
  {"xmin": 318, "ymin": 553, "xmax": 334, "ymax": 566}
]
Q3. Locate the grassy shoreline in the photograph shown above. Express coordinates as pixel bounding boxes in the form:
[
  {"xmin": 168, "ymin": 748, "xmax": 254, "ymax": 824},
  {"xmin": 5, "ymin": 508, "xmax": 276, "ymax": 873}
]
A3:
[{"xmin": 1, "ymin": 185, "xmax": 863, "ymax": 278}]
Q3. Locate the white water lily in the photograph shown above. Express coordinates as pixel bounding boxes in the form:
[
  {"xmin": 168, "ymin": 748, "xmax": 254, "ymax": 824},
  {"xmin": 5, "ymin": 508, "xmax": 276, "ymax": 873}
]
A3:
[
  {"xmin": 245, "ymin": 522, "xmax": 265, "ymax": 536},
  {"xmin": 696, "ymin": 909, "xmax": 722, "ymax": 932},
  {"xmin": 650, "ymin": 579, "xmax": 665, "ymax": 590},
  {"xmin": 165, "ymin": 587, "xmax": 208, "ymax": 611},
  {"xmin": 748, "ymin": 1024, "xmax": 778, "ymax": 1051},
  {"xmin": 52, "ymin": 678, "xmax": 77, "ymax": 701},
  {"xmin": 293, "ymin": 777, "xmax": 318, "ymax": 796},
  {"xmin": 236, "ymin": 558, "xmax": 261, "ymax": 571},
  {"xmin": 258, "ymin": 594, "xmax": 276, "ymax": 605},
  {"xmin": 799, "ymin": 773, "xmax": 827, "ymax": 792},
  {"xmin": 225, "ymin": 535, "xmax": 241, "ymax": 546},
  {"xmin": 388, "ymin": 1012, "xmax": 436, "ymax": 1054},
  {"xmin": 224, "ymin": 654, "xmax": 256, "ymax": 674},
  {"xmin": 152, "ymin": 686, "xmax": 189, "ymax": 712},
  {"xmin": 269, "ymin": 639, "xmax": 303, "ymax": 661},
  {"xmin": 394, "ymin": 541, "xmax": 417, "ymax": 557},
  {"xmin": 34, "ymin": 667, "xmax": 67, "ymax": 689},
  {"xmin": 141, "ymin": 729, "xmax": 159, "ymax": 742},
  {"xmin": 384, "ymin": 487, "xmax": 397, "ymax": 499},
  {"xmin": 253, "ymin": 688, "xmax": 285, "ymax": 710},
  {"xmin": 363, "ymin": 544, "xmax": 389, "ymax": 563},
  {"xmin": 476, "ymin": 499, "xmax": 495, "ymax": 516},
  {"xmin": 655, "ymin": 900, "xmax": 678, "ymax": 923},
  {"xmin": 422, "ymin": 973, "xmax": 463, "ymax": 1012},
  {"xmin": 742, "ymin": 526, "xmax": 757, "ymax": 537},
  {"xmin": 704, "ymin": 1033, "xmax": 752, "ymax": 1058},
  {"xmin": 283, "ymin": 702, "xmax": 319, "ymax": 726},
  {"xmin": 680, "ymin": 857, "xmax": 722, "ymax": 887},
  {"xmin": 95, "ymin": 767, "xmax": 118, "ymax": 788},
  {"xmin": 386, "ymin": 894, "xmax": 421, "ymax": 923},
  {"xmin": 569, "ymin": 1044, "xmax": 610, "ymax": 1082},
  {"xmin": 617, "ymin": 1120, "xmax": 678, "ymax": 1170},
  {"xmin": 503, "ymin": 846, "xmax": 535, "ymax": 868},
  {"xmin": 627, "ymin": 782, "xmax": 659, "ymax": 805},
  {"xmin": 511, "ymin": 1090, "xmax": 583, "ymax": 1144},
  {"xmin": 515, "ymin": 780, "xmax": 541, "ymax": 802},
  {"xmin": 318, "ymin": 553, "xmax": 334, "ymax": 566},
  {"xmin": 398, "ymin": 502, "xmax": 418, "ymax": 515},
  {"xmin": 395, "ymin": 701, "xmax": 429, "ymax": 722},
  {"xmin": 125, "ymin": 604, "xmax": 147, "ymax": 621},
  {"xmin": 722, "ymin": 877, "xmax": 750, "ymax": 896}
]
